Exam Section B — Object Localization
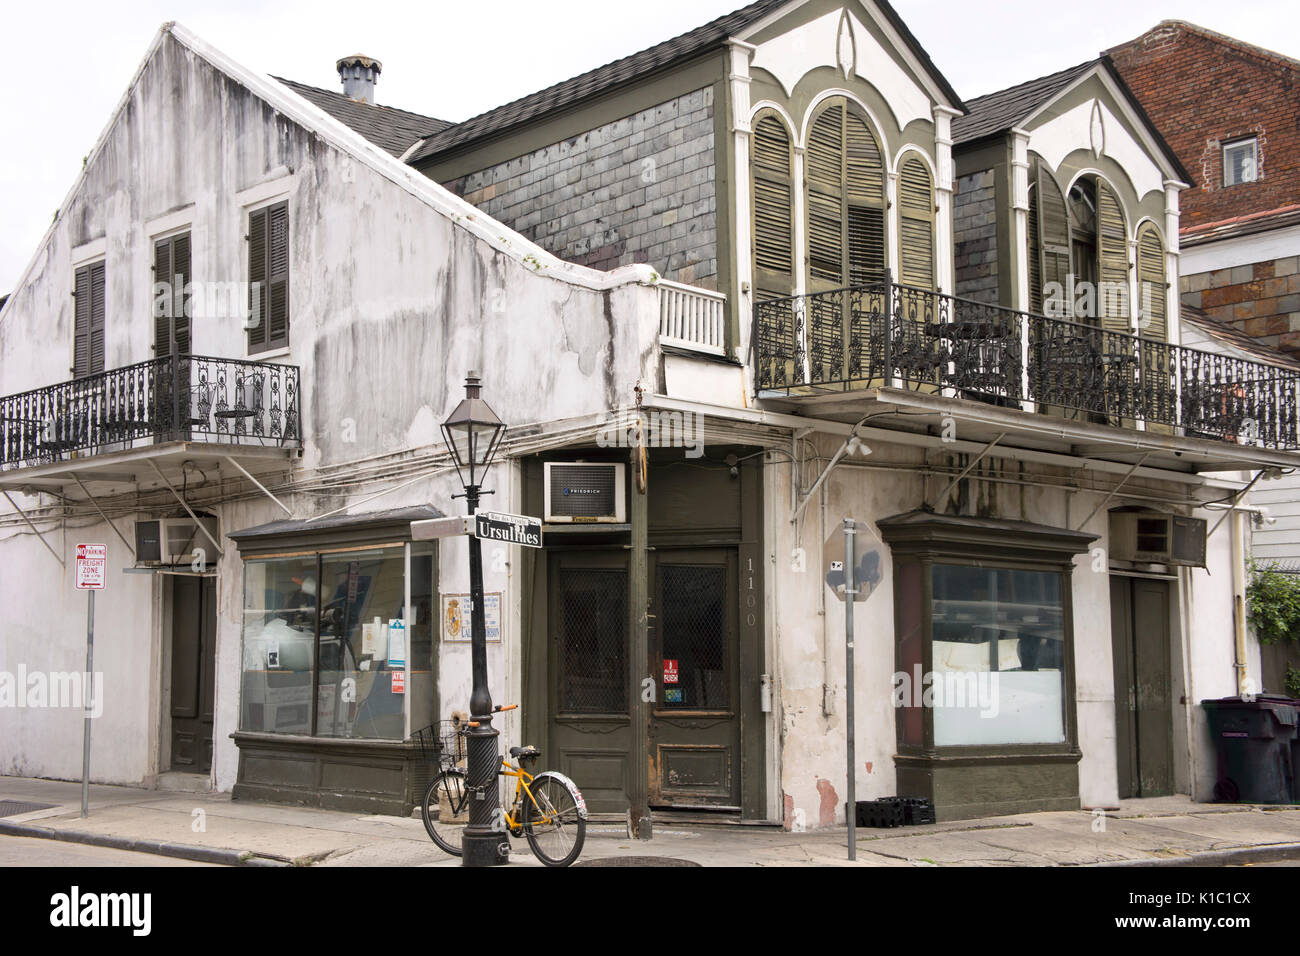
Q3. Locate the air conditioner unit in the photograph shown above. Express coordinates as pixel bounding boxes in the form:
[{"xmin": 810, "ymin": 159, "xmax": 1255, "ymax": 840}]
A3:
[
  {"xmin": 544, "ymin": 462, "xmax": 626, "ymax": 523},
  {"xmin": 1109, "ymin": 512, "xmax": 1206, "ymax": 567},
  {"xmin": 134, "ymin": 516, "xmax": 219, "ymax": 566}
]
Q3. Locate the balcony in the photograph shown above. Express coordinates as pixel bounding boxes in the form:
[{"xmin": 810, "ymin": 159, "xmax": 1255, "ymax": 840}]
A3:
[
  {"xmin": 753, "ymin": 280, "xmax": 1300, "ymax": 456},
  {"xmin": 0, "ymin": 355, "xmax": 301, "ymax": 476}
]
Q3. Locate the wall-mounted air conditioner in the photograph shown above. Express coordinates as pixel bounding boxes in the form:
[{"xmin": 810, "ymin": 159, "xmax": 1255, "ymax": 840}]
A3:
[
  {"xmin": 543, "ymin": 462, "xmax": 626, "ymax": 523},
  {"xmin": 134, "ymin": 516, "xmax": 220, "ymax": 565},
  {"xmin": 1109, "ymin": 512, "xmax": 1206, "ymax": 567}
]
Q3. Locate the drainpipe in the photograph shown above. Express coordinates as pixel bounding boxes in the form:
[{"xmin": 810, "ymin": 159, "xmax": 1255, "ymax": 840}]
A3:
[
  {"xmin": 1230, "ymin": 508, "xmax": 1249, "ymax": 697},
  {"xmin": 820, "ymin": 482, "xmax": 833, "ymax": 716}
]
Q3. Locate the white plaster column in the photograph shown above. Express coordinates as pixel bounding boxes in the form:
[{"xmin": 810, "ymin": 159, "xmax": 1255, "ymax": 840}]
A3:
[
  {"xmin": 1164, "ymin": 179, "xmax": 1186, "ymax": 347},
  {"xmin": 1011, "ymin": 128, "xmax": 1033, "ymax": 411},
  {"xmin": 728, "ymin": 38, "xmax": 756, "ymax": 367},
  {"xmin": 933, "ymin": 105, "xmax": 961, "ymax": 296}
]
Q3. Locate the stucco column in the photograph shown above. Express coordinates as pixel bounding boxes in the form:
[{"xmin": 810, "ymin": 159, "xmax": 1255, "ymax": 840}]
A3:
[
  {"xmin": 1010, "ymin": 128, "xmax": 1033, "ymax": 412},
  {"xmin": 1164, "ymin": 179, "xmax": 1185, "ymax": 347},
  {"xmin": 932, "ymin": 105, "xmax": 961, "ymax": 296},
  {"xmin": 728, "ymin": 38, "xmax": 756, "ymax": 373}
]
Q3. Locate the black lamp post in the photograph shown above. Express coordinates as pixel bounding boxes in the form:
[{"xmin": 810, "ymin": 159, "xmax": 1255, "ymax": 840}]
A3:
[{"xmin": 441, "ymin": 370, "xmax": 508, "ymax": 867}]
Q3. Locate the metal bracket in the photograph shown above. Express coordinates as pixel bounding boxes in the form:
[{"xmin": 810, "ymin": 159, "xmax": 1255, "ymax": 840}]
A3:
[
  {"xmin": 224, "ymin": 456, "xmax": 293, "ymax": 517},
  {"xmin": 147, "ymin": 460, "xmax": 224, "ymax": 557},
  {"xmin": 71, "ymin": 473, "xmax": 135, "ymax": 557},
  {"xmin": 931, "ymin": 433, "xmax": 1006, "ymax": 507},
  {"xmin": 1074, "ymin": 453, "xmax": 1150, "ymax": 531},
  {"xmin": 1, "ymin": 489, "xmax": 65, "ymax": 567},
  {"xmin": 1208, "ymin": 468, "xmax": 1268, "ymax": 538}
]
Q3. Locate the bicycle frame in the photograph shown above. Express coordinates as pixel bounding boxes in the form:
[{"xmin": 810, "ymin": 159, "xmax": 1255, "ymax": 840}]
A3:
[{"xmin": 498, "ymin": 758, "xmax": 558, "ymax": 830}]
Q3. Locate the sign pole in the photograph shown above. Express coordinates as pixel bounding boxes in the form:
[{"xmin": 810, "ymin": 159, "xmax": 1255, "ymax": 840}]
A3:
[
  {"xmin": 81, "ymin": 588, "xmax": 94, "ymax": 818},
  {"xmin": 844, "ymin": 518, "xmax": 856, "ymax": 861}
]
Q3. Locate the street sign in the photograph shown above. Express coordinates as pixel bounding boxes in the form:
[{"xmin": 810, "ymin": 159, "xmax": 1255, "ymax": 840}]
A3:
[
  {"xmin": 411, "ymin": 516, "xmax": 472, "ymax": 540},
  {"xmin": 75, "ymin": 544, "xmax": 107, "ymax": 590},
  {"xmin": 474, "ymin": 511, "xmax": 543, "ymax": 548},
  {"xmin": 823, "ymin": 520, "xmax": 881, "ymax": 603}
]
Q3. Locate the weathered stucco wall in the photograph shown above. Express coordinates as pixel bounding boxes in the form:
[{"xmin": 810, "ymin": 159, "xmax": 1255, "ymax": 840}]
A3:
[{"xmin": 0, "ymin": 26, "xmax": 660, "ymax": 788}]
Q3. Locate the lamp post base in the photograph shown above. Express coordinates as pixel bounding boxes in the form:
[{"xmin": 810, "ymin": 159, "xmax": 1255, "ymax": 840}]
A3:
[{"xmin": 462, "ymin": 830, "xmax": 510, "ymax": 867}]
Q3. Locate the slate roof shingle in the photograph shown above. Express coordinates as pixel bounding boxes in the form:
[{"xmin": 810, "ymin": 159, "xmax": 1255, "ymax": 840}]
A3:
[
  {"xmin": 951, "ymin": 60, "xmax": 1096, "ymax": 145},
  {"xmin": 1182, "ymin": 303, "xmax": 1300, "ymax": 370},
  {"xmin": 274, "ymin": 76, "xmax": 453, "ymax": 157},
  {"xmin": 406, "ymin": 0, "xmax": 965, "ymax": 165}
]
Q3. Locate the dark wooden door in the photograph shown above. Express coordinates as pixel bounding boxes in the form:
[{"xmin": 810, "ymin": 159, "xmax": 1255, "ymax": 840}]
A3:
[
  {"xmin": 171, "ymin": 576, "xmax": 217, "ymax": 773},
  {"xmin": 1110, "ymin": 576, "xmax": 1173, "ymax": 798},
  {"xmin": 546, "ymin": 550, "xmax": 632, "ymax": 813},
  {"xmin": 648, "ymin": 548, "xmax": 741, "ymax": 810}
]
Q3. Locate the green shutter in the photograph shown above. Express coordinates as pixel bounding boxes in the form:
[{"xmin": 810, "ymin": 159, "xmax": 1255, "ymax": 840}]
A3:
[
  {"xmin": 74, "ymin": 265, "xmax": 92, "ymax": 377},
  {"xmin": 1097, "ymin": 181, "xmax": 1129, "ymax": 335},
  {"xmin": 248, "ymin": 207, "xmax": 268, "ymax": 351},
  {"xmin": 1033, "ymin": 161, "xmax": 1070, "ymax": 315},
  {"xmin": 898, "ymin": 157, "xmax": 934, "ymax": 289},
  {"xmin": 1136, "ymin": 225, "xmax": 1167, "ymax": 342},
  {"xmin": 154, "ymin": 234, "xmax": 192, "ymax": 357},
  {"xmin": 751, "ymin": 113, "xmax": 794, "ymax": 298},
  {"xmin": 805, "ymin": 99, "xmax": 887, "ymax": 291},
  {"xmin": 89, "ymin": 262, "xmax": 105, "ymax": 375},
  {"xmin": 268, "ymin": 203, "xmax": 290, "ymax": 348}
]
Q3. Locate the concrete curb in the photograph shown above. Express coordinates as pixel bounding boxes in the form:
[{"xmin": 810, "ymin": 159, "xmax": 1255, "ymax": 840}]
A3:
[
  {"xmin": 0, "ymin": 818, "xmax": 290, "ymax": 866},
  {"xmin": 1092, "ymin": 842, "xmax": 1300, "ymax": 867}
]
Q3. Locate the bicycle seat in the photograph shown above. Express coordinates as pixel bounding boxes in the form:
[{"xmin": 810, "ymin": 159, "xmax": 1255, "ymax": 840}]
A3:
[{"xmin": 509, "ymin": 745, "xmax": 541, "ymax": 760}]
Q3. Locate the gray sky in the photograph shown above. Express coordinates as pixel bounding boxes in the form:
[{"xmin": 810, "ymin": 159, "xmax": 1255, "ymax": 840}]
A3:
[{"xmin": 3, "ymin": 0, "xmax": 1298, "ymax": 292}]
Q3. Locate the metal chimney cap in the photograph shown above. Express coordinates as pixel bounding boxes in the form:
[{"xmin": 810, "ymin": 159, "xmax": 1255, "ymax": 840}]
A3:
[{"xmin": 336, "ymin": 54, "xmax": 382, "ymax": 74}]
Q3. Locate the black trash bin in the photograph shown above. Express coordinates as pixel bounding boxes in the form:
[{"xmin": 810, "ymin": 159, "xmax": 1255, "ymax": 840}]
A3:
[{"xmin": 1201, "ymin": 695, "xmax": 1299, "ymax": 803}]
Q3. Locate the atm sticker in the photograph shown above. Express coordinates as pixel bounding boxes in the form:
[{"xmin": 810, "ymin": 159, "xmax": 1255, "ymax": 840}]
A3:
[{"xmin": 665, "ymin": 688, "xmax": 683, "ymax": 703}]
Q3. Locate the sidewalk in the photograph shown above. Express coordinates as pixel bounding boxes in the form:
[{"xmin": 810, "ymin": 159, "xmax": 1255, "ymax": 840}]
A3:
[{"xmin": 4, "ymin": 775, "xmax": 1300, "ymax": 867}]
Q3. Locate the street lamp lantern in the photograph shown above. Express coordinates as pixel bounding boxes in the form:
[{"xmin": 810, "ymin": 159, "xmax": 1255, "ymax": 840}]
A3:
[
  {"xmin": 441, "ymin": 370, "xmax": 509, "ymax": 867},
  {"xmin": 440, "ymin": 371, "xmax": 505, "ymax": 493}
]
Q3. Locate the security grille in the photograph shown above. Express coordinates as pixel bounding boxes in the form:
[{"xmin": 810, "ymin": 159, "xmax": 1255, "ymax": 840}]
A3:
[
  {"xmin": 0, "ymin": 800, "xmax": 55, "ymax": 818},
  {"xmin": 559, "ymin": 568, "xmax": 627, "ymax": 713},
  {"xmin": 659, "ymin": 565, "xmax": 728, "ymax": 709}
]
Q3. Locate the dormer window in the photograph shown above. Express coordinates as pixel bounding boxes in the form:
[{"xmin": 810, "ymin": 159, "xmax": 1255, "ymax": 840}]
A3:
[{"xmin": 1223, "ymin": 138, "xmax": 1258, "ymax": 186}]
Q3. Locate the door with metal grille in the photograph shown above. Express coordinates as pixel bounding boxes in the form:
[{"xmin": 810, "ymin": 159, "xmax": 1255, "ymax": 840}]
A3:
[
  {"xmin": 648, "ymin": 549, "xmax": 740, "ymax": 810},
  {"xmin": 547, "ymin": 550, "xmax": 632, "ymax": 813}
]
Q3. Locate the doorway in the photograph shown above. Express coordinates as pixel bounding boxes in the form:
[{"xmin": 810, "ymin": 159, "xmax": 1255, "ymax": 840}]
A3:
[
  {"xmin": 648, "ymin": 548, "xmax": 741, "ymax": 810},
  {"xmin": 170, "ymin": 576, "xmax": 217, "ymax": 773},
  {"xmin": 1110, "ymin": 576, "xmax": 1173, "ymax": 797}
]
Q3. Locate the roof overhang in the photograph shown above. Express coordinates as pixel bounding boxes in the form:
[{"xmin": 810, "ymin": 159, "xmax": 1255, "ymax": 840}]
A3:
[{"xmin": 751, "ymin": 387, "xmax": 1300, "ymax": 475}]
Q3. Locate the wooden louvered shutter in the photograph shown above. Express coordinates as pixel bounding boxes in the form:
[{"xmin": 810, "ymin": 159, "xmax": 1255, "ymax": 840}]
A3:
[
  {"xmin": 1136, "ymin": 225, "xmax": 1167, "ymax": 341},
  {"xmin": 74, "ymin": 261, "xmax": 106, "ymax": 377},
  {"xmin": 267, "ymin": 203, "xmax": 290, "ymax": 349},
  {"xmin": 898, "ymin": 157, "xmax": 934, "ymax": 289},
  {"xmin": 1096, "ymin": 181, "xmax": 1129, "ymax": 334},
  {"xmin": 807, "ymin": 103, "xmax": 845, "ymax": 289},
  {"xmin": 751, "ymin": 113, "xmax": 794, "ymax": 299},
  {"xmin": 155, "ymin": 234, "xmax": 192, "ymax": 357},
  {"xmin": 1035, "ymin": 163, "xmax": 1071, "ymax": 315},
  {"xmin": 845, "ymin": 111, "xmax": 886, "ymax": 286},
  {"xmin": 247, "ymin": 207, "xmax": 268, "ymax": 351},
  {"xmin": 74, "ymin": 265, "xmax": 92, "ymax": 376}
]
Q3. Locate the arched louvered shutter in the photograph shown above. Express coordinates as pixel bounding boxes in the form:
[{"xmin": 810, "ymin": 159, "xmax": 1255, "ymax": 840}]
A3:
[
  {"xmin": 1136, "ymin": 224, "xmax": 1167, "ymax": 341},
  {"xmin": 751, "ymin": 112, "xmax": 795, "ymax": 300},
  {"xmin": 898, "ymin": 156, "xmax": 934, "ymax": 289},
  {"xmin": 1096, "ymin": 180, "xmax": 1129, "ymax": 335},
  {"xmin": 1029, "ymin": 159, "xmax": 1070, "ymax": 315},
  {"xmin": 806, "ymin": 98, "xmax": 886, "ymax": 292}
]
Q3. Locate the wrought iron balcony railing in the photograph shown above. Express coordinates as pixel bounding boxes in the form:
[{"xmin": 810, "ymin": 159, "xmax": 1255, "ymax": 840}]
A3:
[
  {"xmin": 0, "ymin": 354, "xmax": 301, "ymax": 468},
  {"xmin": 753, "ymin": 278, "xmax": 1300, "ymax": 449}
]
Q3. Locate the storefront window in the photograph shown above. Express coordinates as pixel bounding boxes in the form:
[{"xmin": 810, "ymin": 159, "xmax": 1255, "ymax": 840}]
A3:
[
  {"xmin": 240, "ymin": 544, "xmax": 435, "ymax": 739},
  {"xmin": 930, "ymin": 565, "xmax": 1065, "ymax": 746}
]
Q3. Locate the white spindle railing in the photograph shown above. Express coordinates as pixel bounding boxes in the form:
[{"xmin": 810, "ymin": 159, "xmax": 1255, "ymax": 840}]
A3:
[{"xmin": 657, "ymin": 279, "xmax": 727, "ymax": 356}]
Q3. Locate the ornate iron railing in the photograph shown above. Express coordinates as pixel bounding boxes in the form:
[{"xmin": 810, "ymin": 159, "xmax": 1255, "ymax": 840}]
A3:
[
  {"xmin": 0, "ymin": 354, "xmax": 301, "ymax": 468},
  {"xmin": 753, "ymin": 280, "xmax": 1300, "ymax": 449}
]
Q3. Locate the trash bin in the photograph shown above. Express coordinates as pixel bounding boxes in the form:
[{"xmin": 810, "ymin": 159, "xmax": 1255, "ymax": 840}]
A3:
[{"xmin": 1201, "ymin": 695, "xmax": 1299, "ymax": 803}]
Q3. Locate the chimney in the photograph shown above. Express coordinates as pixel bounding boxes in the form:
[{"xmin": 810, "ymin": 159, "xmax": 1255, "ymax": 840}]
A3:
[{"xmin": 336, "ymin": 54, "xmax": 382, "ymax": 104}]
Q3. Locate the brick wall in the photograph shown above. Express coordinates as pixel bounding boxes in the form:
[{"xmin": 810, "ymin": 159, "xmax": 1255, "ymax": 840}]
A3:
[
  {"xmin": 1108, "ymin": 23, "xmax": 1300, "ymax": 229},
  {"xmin": 1182, "ymin": 256, "xmax": 1300, "ymax": 355},
  {"xmin": 953, "ymin": 169, "xmax": 999, "ymax": 303},
  {"xmin": 442, "ymin": 88, "xmax": 717, "ymax": 287}
]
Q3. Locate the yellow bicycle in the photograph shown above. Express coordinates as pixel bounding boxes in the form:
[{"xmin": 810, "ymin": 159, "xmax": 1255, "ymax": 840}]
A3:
[{"xmin": 418, "ymin": 704, "xmax": 587, "ymax": 867}]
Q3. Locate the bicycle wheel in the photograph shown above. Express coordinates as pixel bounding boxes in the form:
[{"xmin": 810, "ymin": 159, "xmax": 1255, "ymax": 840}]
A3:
[
  {"xmin": 421, "ymin": 769, "xmax": 469, "ymax": 856},
  {"xmin": 522, "ymin": 771, "xmax": 587, "ymax": 867}
]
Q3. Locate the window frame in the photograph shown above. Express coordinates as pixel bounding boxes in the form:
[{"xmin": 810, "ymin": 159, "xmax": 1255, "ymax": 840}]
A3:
[{"xmin": 1223, "ymin": 138, "xmax": 1259, "ymax": 187}]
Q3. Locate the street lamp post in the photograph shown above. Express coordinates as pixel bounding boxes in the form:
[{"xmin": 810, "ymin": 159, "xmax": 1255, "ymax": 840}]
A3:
[{"xmin": 441, "ymin": 370, "xmax": 507, "ymax": 868}]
